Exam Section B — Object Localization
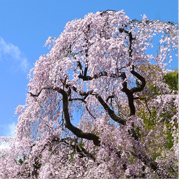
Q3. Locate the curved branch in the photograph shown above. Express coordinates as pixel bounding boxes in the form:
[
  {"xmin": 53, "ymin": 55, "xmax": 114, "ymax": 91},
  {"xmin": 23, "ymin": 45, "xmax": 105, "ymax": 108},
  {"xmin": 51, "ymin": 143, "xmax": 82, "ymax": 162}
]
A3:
[
  {"xmin": 29, "ymin": 86, "xmax": 161, "ymax": 175},
  {"xmin": 121, "ymin": 73, "xmax": 135, "ymax": 116},
  {"xmin": 121, "ymin": 66, "xmax": 146, "ymax": 116},
  {"xmin": 130, "ymin": 65, "xmax": 146, "ymax": 93},
  {"xmin": 119, "ymin": 28, "xmax": 135, "ymax": 63},
  {"xmin": 77, "ymin": 61, "xmax": 83, "ymax": 76},
  {"xmin": 85, "ymin": 105, "xmax": 96, "ymax": 119},
  {"xmin": 94, "ymin": 93, "xmax": 126, "ymax": 125},
  {"xmin": 29, "ymin": 87, "xmax": 100, "ymax": 146},
  {"xmin": 69, "ymin": 98, "xmax": 86, "ymax": 103},
  {"xmin": 60, "ymin": 88, "xmax": 100, "ymax": 146},
  {"xmin": 29, "ymin": 87, "xmax": 53, "ymax": 97},
  {"xmin": 71, "ymin": 86, "xmax": 126, "ymax": 125}
]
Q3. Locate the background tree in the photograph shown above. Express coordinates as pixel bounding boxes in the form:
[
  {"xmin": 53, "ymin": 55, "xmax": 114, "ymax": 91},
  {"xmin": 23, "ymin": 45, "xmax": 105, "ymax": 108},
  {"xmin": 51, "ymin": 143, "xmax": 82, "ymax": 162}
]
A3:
[
  {"xmin": 0, "ymin": 10, "xmax": 178, "ymax": 178},
  {"xmin": 164, "ymin": 70, "xmax": 178, "ymax": 91}
]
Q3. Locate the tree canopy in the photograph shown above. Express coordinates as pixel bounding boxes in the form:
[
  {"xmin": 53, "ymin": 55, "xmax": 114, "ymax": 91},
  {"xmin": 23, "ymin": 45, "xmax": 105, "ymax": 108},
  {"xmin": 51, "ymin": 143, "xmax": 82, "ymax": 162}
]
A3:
[
  {"xmin": 163, "ymin": 70, "xmax": 178, "ymax": 91},
  {"xmin": 0, "ymin": 10, "xmax": 178, "ymax": 178}
]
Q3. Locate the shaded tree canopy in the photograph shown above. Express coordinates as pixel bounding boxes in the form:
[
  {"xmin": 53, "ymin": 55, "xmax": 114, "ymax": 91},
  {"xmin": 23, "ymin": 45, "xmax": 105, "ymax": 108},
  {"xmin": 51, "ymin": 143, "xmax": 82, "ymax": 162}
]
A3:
[
  {"xmin": 0, "ymin": 10, "xmax": 178, "ymax": 179},
  {"xmin": 163, "ymin": 70, "xmax": 178, "ymax": 91}
]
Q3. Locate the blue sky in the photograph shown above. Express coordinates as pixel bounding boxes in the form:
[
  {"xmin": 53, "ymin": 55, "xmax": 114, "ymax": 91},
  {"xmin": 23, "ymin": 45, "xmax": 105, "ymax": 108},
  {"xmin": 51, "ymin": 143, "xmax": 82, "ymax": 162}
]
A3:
[{"xmin": 0, "ymin": 0, "xmax": 177, "ymax": 137}]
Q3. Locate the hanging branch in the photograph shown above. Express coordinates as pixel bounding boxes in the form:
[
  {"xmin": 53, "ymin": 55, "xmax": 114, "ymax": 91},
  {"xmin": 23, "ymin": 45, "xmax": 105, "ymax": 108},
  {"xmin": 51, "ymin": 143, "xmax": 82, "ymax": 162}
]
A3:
[
  {"xmin": 119, "ymin": 25, "xmax": 146, "ymax": 116},
  {"xmin": 69, "ymin": 85, "xmax": 126, "ymax": 124},
  {"xmin": 121, "ymin": 72, "xmax": 136, "ymax": 116},
  {"xmin": 29, "ymin": 87, "xmax": 100, "ymax": 146},
  {"xmin": 117, "ymin": 28, "xmax": 163, "ymax": 176},
  {"xmin": 94, "ymin": 93, "xmax": 126, "ymax": 125},
  {"xmin": 85, "ymin": 105, "xmax": 96, "ymax": 119}
]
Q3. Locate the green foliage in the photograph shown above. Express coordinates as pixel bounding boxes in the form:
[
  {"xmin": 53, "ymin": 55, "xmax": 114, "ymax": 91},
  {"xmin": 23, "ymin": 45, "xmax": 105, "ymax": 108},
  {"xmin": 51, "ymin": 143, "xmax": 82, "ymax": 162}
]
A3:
[
  {"xmin": 163, "ymin": 70, "xmax": 178, "ymax": 91},
  {"xmin": 18, "ymin": 158, "xmax": 24, "ymax": 165},
  {"xmin": 34, "ymin": 160, "xmax": 41, "ymax": 170},
  {"xmin": 164, "ymin": 125, "xmax": 174, "ymax": 149}
]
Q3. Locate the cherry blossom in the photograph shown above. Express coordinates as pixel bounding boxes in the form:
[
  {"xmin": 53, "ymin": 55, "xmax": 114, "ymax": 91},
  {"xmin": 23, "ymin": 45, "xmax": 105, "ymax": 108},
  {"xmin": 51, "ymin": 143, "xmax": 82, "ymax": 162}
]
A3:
[{"xmin": 0, "ymin": 10, "xmax": 178, "ymax": 178}]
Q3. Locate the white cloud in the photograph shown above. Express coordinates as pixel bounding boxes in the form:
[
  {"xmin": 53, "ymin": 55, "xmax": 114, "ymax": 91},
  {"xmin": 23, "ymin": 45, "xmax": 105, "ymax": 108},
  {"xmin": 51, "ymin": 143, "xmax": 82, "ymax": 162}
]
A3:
[
  {"xmin": 0, "ymin": 142, "xmax": 10, "ymax": 150},
  {"xmin": 7, "ymin": 122, "xmax": 17, "ymax": 137},
  {"xmin": 0, "ymin": 37, "xmax": 30, "ymax": 72},
  {"xmin": 0, "ymin": 122, "xmax": 17, "ymax": 150}
]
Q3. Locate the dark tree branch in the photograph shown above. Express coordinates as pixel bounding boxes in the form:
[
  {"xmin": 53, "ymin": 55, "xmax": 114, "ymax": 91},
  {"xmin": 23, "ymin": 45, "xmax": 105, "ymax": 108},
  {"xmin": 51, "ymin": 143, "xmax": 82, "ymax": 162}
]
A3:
[
  {"xmin": 69, "ymin": 98, "xmax": 86, "ymax": 103},
  {"xmin": 120, "ymin": 71, "xmax": 162, "ymax": 175},
  {"xmin": 78, "ymin": 71, "xmax": 123, "ymax": 81},
  {"xmin": 69, "ymin": 96, "xmax": 96, "ymax": 119},
  {"xmin": 130, "ymin": 65, "xmax": 146, "ymax": 93},
  {"xmin": 70, "ymin": 85, "xmax": 126, "ymax": 125},
  {"xmin": 29, "ymin": 87, "xmax": 100, "ymax": 146},
  {"xmin": 119, "ymin": 28, "xmax": 135, "ymax": 63},
  {"xmin": 94, "ymin": 93, "xmax": 126, "ymax": 125},
  {"xmin": 84, "ymin": 65, "xmax": 88, "ymax": 77},
  {"xmin": 27, "ymin": 14, "xmax": 175, "ymax": 178},
  {"xmin": 117, "ymin": 26, "xmax": 165, "ymax": 176},
  {"xmin": 84, "ymin": 37, "xmax": 89, "ymax": 77},
  {"xmin": 71, "ymin": 86, "xmax": 94, "ymax": 99},
  {"xmin": 106, "ymin": 95, "xmax": 115, "ymax": 103},
  {"xmin": 29, "ymin": 86, "xmax": 163, "ymax": 176},
  {"xmin": 28, "ymin": 87, "xmax": 53, "ymax": 97},
  {"xmin": 121, "ymin": 66, "xmax": 146, "ymax": 116},
  {"xmin": 85, "ymin": 105, "xmax": 96, "ymax": 119},
  {"xmin": 61, "ymin": 89, "xmax": 100, "ymax": 145},
  {"xmin": 77, "ymin": 61, "xmax": 83, "ymax": 76},
  {"xmin": 121, "ymin": 72, "xmax": 136, "ymax": 116}
]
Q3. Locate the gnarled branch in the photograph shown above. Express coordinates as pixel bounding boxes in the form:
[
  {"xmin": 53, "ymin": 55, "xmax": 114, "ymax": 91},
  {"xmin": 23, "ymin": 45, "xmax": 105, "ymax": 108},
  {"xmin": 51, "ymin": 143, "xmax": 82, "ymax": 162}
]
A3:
[
  {"xmin": 94, "ymin": 93, "xmax": 126, "ymax": 125},
  {"xmin": 29, "ymin": 87, "xmax": 100, "ymax": 146},
  {"xmin": 130, "ymin": 65, "xmax": 146, "ymax": 93},
  {"xmin": 71, "ymin": 85, "xmax": 126, "ymax": 125}
]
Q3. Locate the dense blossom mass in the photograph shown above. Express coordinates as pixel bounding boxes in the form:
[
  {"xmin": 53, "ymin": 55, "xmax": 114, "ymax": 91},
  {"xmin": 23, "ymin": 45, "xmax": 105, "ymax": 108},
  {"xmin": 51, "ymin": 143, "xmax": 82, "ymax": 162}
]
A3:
[{"xmin": 0, "ymin": 10, "xmax": 178, "ymax": 178}]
